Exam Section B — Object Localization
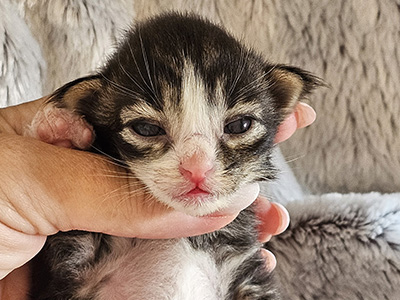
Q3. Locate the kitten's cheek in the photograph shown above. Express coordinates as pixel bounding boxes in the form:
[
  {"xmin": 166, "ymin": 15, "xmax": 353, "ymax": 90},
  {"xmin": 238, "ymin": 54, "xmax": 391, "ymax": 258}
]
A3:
[{"xmin": 211, "ymin": 183, "xmax": 260, "ymax": 216}]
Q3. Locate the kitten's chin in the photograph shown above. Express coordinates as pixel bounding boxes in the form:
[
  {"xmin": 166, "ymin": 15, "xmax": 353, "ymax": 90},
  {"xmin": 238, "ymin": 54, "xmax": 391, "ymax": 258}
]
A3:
[
  {"xmin": 162, "ymin": 183, "xmax": 260, "ymax": 217},
  {"xmin": 171, "ymin": 193, "xmax": 226, "ymax": 217}
]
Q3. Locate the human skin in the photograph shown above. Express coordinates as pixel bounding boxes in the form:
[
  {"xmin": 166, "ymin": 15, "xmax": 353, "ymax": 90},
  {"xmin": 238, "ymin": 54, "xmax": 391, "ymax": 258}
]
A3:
[{"xmin": 0, "ymin": 97, "xmax": 315, "ymax": 299}]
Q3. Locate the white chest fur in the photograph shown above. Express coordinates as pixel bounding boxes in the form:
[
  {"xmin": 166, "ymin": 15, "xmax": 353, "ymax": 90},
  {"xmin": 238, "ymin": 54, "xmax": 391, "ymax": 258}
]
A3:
[{"xmin": 76, "ymin": 237, "xmax": 232, "ymax": 300}]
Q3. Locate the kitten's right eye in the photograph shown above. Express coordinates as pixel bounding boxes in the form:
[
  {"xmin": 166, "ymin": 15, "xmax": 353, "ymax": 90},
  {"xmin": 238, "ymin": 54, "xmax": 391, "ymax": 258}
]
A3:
[{"xmin": 130, "ymin": 122, "xmax": 166, "ymax": 137}]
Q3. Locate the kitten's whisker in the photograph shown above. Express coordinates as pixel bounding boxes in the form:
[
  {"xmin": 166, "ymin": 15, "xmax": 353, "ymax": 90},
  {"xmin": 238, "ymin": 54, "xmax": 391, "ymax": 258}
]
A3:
[
  {"xmin": 127, "ymin": 31, "xmax": 161, "ymax": 107},
  {"xmin": 96, "ymin": 174, "xmax": 137, "ymax": 180},
  {"xmin": 90, "ymin": 145, "xmax": 129, "ymax": 168},
  {"xmin": 112, "ymin": 89, "xmax": 142, "ymax": 99},
  {"xmin": 98, "ymin": 177, "xmax": 151, "ymax": 203},
  {"xmin": 138, "ymin": 30, "xmax": 158, "ymax": 99},
  {"xmin": 98, "ymin": 183, "xmax": 133, "ymax": 207},
  {"xmin": 231, "ymin": 72, "xmax": 272, "ymax": 103},
  {"xmin": 103, "ymin": 183, "xmax": 155, "ymax": 213},
  {"xmin": 127, "ymin": 39, "xmax": 151, "ymax": 92},
  {"xmin": 100, "ymin": 73, "xmax": 143, "ymax": 99},
  {"xmin": 232, "ymin": 63, "xmax": 280, "ymax": 102},
  {"xmin": 117, "ymin": 53, "xmax": 147, "ymax": 95},
  {"xmin": 228, "ymin": 48, "xmax": 248, "ymax": 98},
  {"xmin": 78, "ymin": 150, "xmax": 128, "ymax": 171},
  {"xmin": 284, "ymin": 154, "xmax": 306, "ymax": 164}
]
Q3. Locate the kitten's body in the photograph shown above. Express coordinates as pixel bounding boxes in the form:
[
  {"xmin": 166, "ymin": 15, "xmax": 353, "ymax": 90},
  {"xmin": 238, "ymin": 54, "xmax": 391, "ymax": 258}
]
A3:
[
  {"xmin": 33, "ymin": 209, "xmax": 267, "ymax": 299},
  {"xmin": 29, "ymin": 13, "xmax": 320, "ymax": 299}
]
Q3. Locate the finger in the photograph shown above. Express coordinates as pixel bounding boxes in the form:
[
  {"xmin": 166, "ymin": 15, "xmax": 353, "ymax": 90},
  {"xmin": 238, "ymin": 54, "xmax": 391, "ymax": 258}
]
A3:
[
  {"xmin": 274, "ymin": 112, "xmax": 297, "ymax": 144},
  {"xmin": 0, "ymin": 97, "xmax": 47, "ymax": 135},
  {"xmin": 260, "ymin": 248, "xmax": 277, "ymax": 272},
  {"xmin": 71, "ymin": 178, "xmax": 255, "ymax": 239},
  {"xmin": 98, "ymin": 183, "xmax": 259, "ymax": 239},
  {"xmin": 0, "ymin": 264, "xmax": 30, "ymax": 300},
  {"xmin": 130, "ymin": 209, "xmax": 239, "ymax": 239},
  {"xmin": 135, "ymin": 183, "xmax": 259, "ymax": 239},
  {"xmin": 0, "ymin": 221, "xmax": 46, "ymax": 280},
  {"xmin": 274, "ymin": 102, "xmax": 316, "ymax": 143},
  {"xmin": 56, "ymin": 157, "xmax": 240, "ymax": 238},
  {"xmin": 255, "ymin": 196, "xmax": 290, "ymax": 243},
  {"xmin": 214, "ymin": 183, "xmax": 260, "ymax": 216}
]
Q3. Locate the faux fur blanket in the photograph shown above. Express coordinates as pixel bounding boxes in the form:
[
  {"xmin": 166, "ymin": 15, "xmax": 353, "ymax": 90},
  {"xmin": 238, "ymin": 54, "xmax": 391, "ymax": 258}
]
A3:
[
  {"xmin": 1, "ymin": 1, "xmax": 399, "ymax": 299},
  {"xmin": 270, "ymin": 192, "xmax": 400, "ymax": 299}
]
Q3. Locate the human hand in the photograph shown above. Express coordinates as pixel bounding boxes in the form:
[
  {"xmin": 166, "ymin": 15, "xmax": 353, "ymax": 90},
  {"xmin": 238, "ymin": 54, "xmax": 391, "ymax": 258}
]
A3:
[
  {"xmin": 258, "ymin": 102, "xmax": 316, "ymax": 270},
  {"xmin": 0, "ymin": 98, "xmax": 315, "ymax": 298},
  {"xmin": 275, "ymin": 102, "xmax": 316, "ymax": 144}
]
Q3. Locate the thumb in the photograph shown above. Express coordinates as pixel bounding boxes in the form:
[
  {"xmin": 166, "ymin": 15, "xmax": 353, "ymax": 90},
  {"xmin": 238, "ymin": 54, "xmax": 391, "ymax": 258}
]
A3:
[
  {"xmin": 0, "ymin": 222, "xmax": 46, "ymax": 280},
  {"xmin": 0, "ymin": 97, "xmax": 46, "ymax": 135},
  {"xmin": 0, "ymin": 134, "xmax": 237, "ymax": 239}
]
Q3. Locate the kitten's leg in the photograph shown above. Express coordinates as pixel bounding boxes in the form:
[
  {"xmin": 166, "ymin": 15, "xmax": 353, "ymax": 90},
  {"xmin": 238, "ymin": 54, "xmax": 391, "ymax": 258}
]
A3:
[
  {"xmin": 231, "ymin": 252, "xmax": 278, "ymax": 300},
  {"xmin": 25, "ymin": 104, "xmax": 94, "ymax": 149}
]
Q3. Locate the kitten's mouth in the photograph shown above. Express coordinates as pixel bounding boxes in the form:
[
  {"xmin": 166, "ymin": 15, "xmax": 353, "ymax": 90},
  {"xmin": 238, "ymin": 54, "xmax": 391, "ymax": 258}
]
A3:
[
  {"xmin": 175, "ymin": 186, "xmax": 215, "ymax": 206},
  {"xmin": 186, "ymin": 187, "xmax": 210, "ymax": 196}
]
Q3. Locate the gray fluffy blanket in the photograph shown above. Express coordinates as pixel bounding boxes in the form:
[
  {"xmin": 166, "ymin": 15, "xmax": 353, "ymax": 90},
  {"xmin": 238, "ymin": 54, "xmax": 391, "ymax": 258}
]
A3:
[
  {"xmin": 270, "ymin": 192, "xmax": 400, "ymax": 299},
  {"xmin": 1, "ymin": 1, "xmax": 399, "ymax": 299}
]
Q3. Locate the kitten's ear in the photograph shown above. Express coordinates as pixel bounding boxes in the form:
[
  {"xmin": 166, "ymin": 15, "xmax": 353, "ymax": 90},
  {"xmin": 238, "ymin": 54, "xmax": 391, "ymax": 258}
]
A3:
[
  {"xmin": 266, "ymin": 65, "xmax": 324, "ymax": 118},
  {"xmin": 47, "ymin": 75, "xmax": 102, "ymax": 112}
]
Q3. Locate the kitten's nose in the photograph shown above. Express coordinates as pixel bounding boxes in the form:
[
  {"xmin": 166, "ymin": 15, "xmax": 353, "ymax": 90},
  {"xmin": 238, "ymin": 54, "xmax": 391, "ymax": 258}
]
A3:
[{"xmin": 179, "ymin": 152, "xmax": 215, "ymax": 185}]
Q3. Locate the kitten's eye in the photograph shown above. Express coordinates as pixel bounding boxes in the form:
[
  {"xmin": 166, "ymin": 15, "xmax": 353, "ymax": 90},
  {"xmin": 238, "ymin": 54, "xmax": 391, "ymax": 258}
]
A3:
[
  {"xmin": 224, "ymin": 117, "xmax": 252, "ymax": 135},
  {"xmin": 130, "ymin": 122, "xmax": 166, "ymax": 137}
]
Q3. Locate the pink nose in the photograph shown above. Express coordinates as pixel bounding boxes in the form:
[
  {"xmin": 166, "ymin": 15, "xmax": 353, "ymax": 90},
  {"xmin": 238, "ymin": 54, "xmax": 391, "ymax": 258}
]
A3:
[{"xmin": 179, "ymin": 153, "xmax": 215, "ymax": 185}]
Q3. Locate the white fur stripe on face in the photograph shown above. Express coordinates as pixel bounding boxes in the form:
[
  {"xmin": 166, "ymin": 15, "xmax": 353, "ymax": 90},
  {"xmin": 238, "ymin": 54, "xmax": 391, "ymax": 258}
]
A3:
[
  {"xmin": 172, "ymin": 61, "xmax": 224, "ymax": 158},
  {"xmin": 180, "ymin": 61, "xmax": 213, "ymax": 139}
]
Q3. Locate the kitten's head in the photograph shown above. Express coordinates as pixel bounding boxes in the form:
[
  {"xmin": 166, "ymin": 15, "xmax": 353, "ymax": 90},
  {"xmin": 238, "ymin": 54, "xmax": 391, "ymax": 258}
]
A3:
[{"xmin": 52, "ymin": 13, "xmax": 321, "ymax": 216}]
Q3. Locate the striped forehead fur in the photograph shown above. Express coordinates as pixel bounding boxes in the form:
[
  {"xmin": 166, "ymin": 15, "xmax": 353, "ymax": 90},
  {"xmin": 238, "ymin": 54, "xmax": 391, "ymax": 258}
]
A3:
[
  {"xmin": 178, "ymin": 61, "xmax": 223, "ymax": 139},
  {"xmin": 117, "ymin": 60, "xmax": 223, "ymax": 148}
]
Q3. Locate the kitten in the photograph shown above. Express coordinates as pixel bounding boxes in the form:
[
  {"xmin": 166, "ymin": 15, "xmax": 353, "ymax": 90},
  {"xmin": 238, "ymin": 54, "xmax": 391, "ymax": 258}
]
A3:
[{"xmin": 28, "ymin": 13, "xmax": 320, "ymax": 300}]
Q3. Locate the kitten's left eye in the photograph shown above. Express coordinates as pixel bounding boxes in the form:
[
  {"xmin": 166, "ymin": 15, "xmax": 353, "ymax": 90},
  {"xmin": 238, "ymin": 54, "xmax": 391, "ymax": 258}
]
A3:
[
  {"xmin": 130, "ymin": 121, "xmax": 166, "ymax": 137},
  {"xmin": 224, "ymin": 117, "xmax": 253, "ymax": 134}
]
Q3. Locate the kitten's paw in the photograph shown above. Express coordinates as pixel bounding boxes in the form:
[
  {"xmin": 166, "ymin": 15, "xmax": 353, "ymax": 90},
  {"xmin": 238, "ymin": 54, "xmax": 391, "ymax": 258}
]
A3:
[{"xmin": 25, "ymin": 104, "xmax": 94, "ymax": 149}]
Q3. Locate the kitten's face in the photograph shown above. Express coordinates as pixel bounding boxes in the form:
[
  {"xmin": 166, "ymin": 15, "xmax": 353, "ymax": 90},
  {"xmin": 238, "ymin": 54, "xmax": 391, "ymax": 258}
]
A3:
[
  {"xmin": 58, "ymin": 14, "xmax": 320, "ymax": 216},
  {"xmin": 115, "ymin": 60, "xmax": 274, "ymax": 215}
]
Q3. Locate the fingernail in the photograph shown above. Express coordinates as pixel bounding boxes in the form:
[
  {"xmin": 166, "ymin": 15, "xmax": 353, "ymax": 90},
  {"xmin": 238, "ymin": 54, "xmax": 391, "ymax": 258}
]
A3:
[
  {"xmin": 272, "ymin": 202, "xmax": 290, "ymax": 235},
  {"xmin": 260, "ymin": 248, "xmax": 277, "ymax": 272},
  {"xmin": 260, "ymin": 233, "xmax": 272, "ymax": 243},
  {"xmin": 296, "ymin": 102, "xmax": 316, "ymax": 128}
]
